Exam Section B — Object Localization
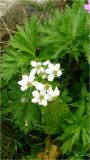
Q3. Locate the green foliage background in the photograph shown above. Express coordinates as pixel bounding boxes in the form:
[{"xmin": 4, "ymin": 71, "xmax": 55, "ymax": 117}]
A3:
[{"xmin": 1, "ymin": 0, "xmax": 89, "ymax": 159}]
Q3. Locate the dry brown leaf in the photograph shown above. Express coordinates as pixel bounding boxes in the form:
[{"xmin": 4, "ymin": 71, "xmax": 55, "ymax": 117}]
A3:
[
  {"xmin": 49, "ymin": 144, "xmax": 60, "ymax": 160},
  {"xmin": 37, "ymin": 137, "xmax": 60, "ymax": 160},
  {"xmin": 37, "ymin": 152, "xmax": 44, "ymax": 159}
]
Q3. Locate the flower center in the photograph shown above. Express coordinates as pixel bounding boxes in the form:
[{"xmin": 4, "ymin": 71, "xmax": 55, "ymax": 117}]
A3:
[
  {"xmin": 53, "ymin": 70, "xmax": 58, "ymax": 76},
  {"xmin": 27, "ymin": 81, "xmax": 32, "ymax": 87},
  {"xmin": 39, "ymin": 95, "xmax": 44, "ymax": 101},
  {"xmin": 36, "ymin": 64, "xmax": 41, "ymax": 70},
  {"xmin": 44, "ymin": 84, "xmax": 50, "ymax": 90}
]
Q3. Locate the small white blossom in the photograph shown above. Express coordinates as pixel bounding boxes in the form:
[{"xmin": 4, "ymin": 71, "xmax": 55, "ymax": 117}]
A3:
[
  {"xmin": 33, "ymin": 82, "xmax": 44, "ymax": 90},
  {"xmin": 43, "ymin": 60, "xmax": 50, "ymax": 66},
  {"xmin": 45, "ymin": 63, "xmax": 62, "ymax": 81},
  {"xmin": 31, "ymin": 61, "xmax": 44, "ymax": 74},
  {"xmin": 32, "ymin": 90, "xmax": 50, "ymax": 106},
  {"xmin": 47, "ymin": 87, "xmax": 60, "ymax": 101},
  {"xmin": 34, "ymin": 82, "xmax": 52, "ymax": 93},
  {"xmin": 43, "ymin": 83, "xmax": 52, "ymax": 93},
  {"xmin": 30, "ymin": 68, "xmax": 36, "ymax": 77},
  {"xmin": 18, "ymin": 74, "xmax": 35, "ymax": 91}
]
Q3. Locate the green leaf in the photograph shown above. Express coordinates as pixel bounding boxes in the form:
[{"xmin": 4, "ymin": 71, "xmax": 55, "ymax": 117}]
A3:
[
  {"xmin": 83, "ymin": 41, "xmax": 90, "ymax": 64},
  {"xmin": 1, "ymin": 62, "xmax": 18, "ymax": 81},
  {"xmin": 1, "ymin": 48, "xmax": 32, "ymax": 81},
  {"xmin": 40, "ymin": 3, "xmax": 89, "ymax": 60},
  {"xmin": 4, "ymin": 102, "xmax": 40, "ymax": 133},
  {"xmin": 60, "ymin": 89, "xmax": 72, "ymax": 103},
  {"xmin": 10, "ymin": 16, "xmax": 39, "ymax": 57},
  {"xmin": 61, "ymin": 138, "xmax": 72, "ymax": 154},
  {"xmin": 82, "ymin": 128, "xmax": 88, "ymax": 147},
  {"xmin": 41, "ymin": 100, "xmax": 70, "ymax": 135},
  {"xmin": 81, "ymin": 84, "xmax": 89, "ymax": 100},
  {"xmin": 77, "ymin": 101, "xmax": 85, "ymax": 117},
  {"xmin": 58, "ymin": 108, "xmax": 89, "ymax": 154}
]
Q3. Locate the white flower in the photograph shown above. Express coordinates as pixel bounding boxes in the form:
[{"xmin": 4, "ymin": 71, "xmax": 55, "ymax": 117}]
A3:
[
  {"xmin": 43, "ymin": 60, "xmax": 50, "ymax": 66},
  {"xmin": 43, "ymin": 83, "xmax": 52, "ymax": 93},
  {"xmin": 32, "ymin": 90, "xmax": 50, "ymax": 106},
  {"xmin": 45, "ymin": 63, "xmax": 62, "ymax": 81},
  {"xmin": 34, "ymin": 82, "xmax": 52, "ymax": 93},
  {"xmin": 33, "ymin": 82, "xmax": 44, "ymax": 90},
  {"xmin": 31, "ymin": 61, "xmax": 44, "ymax": 74},
  {"xmin": 30, "ymin": 68, "xmax": 36, "ymax": 77},
  {"xmin": 18, "ymin": 74, "xmax": 35, "ymax": 91},
  {"xmin": 47, "ymin": 87, "xmax": 60, "ymax": 101}
]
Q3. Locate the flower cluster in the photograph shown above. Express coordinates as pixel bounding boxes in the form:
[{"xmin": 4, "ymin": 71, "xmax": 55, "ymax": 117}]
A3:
[{"xmin": 18, "ymin": 61, "xmax": 62, "ymax": 106}]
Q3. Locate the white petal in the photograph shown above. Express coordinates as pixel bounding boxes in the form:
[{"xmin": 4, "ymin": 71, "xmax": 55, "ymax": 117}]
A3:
[
  {"xmin": 45, "ymin": 68, "xmax": 51, "ymax": 74},
  {"xmin": 32, "ymin": 81, "xmax": 38, "ymax": 86},
  {"xmin": 37, "ymin": 70, "xmax": 41, "ymax": 74},
  {"xmin": 41, "ymin": 100, "xmax": 48, "ymax": 106},
  {"xmin": 44, "ymin": 93, "xmax": 50, "ymax": 100},
  {"xmin": 18, "ymin": 79, "xmax": 28, "ymax": 86},
  {"xmin": 35, "ymin": 83, "xmax": 44, "ymax": 91},
  {"xmin": 57, "ymin": 70, "xmax": 62, "ymax": 77},
  {"xmin": 30, "ymin": 69, "xmax": 36, "ymax": 77},
  {"xmin": 32, "ymin": 98, "xmax": 38, "ymax": 103},
  {"xmin": 55, "ymin": 64, "xmax": 60, "ymax": 70},
  {"xmin": 31, "ymin": 61, "xmax": 37, "ymax": 67},
  {"xmin": 48, "ymin": 63, "xmax": 54, "ymax": 72},
  {"xmin": 37, "ymin": 62, "xmax": 41, "ymax": 66},
  {"xmin": 43, "ymin": 60, "xmax": 50, "ymax": 66},
  {"xmin": 47, "ymin": 88, "xmax": 53, "ymax": 96},
  {"xmin": 18, "ymin": 80, "xmax": 23, "ymax": 85},
  {"xmin": 28, "ymin": 77, "xmax": 34, "ymax": 83},
  {"xmin": 48, "ymin": 74, "xmax": 54, "ymax": 81},
  {"xmin": 57, "ymin": 90, "xmax": 60, "ymax": 96},
  {"xmin": 38, "ymin": 101, "xmax": 42, "ymax": 105},
  {"xmin": 47, "ymin": 85, "xmax": 52, "ymax": 93},
  {"xmin": 40, "ymin": 67, "xmax": 44, "ymax": 73},
  {"xmin": 37, "ymin": 67, "xmax": 44, "ymax": 74},
  {"xmin": 21, "ymin": 86, "xmax": 28, "ymax": 91},
  {"xmin": 32, "ymin": 90, "xmax": 39, "ymax": 97},
  {"xmin": 22, "ymin": 75, "xmax": 29, "ymax": 80},
  {"xmin": 54, "ymin": 87, "xmax": 58, "ymax": 92},
  {"xmin": 54, "ymin": 87, "xmax": 60, "ymax": 96}
]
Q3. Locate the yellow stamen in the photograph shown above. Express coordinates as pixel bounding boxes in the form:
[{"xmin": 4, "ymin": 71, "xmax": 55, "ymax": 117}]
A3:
[
  {"xmin": 53, "ymin": 70, "xmax": 58, "ymax": 76},
  {"xmin": 36, "ymin": 64, "xmax": 41, "ymax": 70},
  {"xmin": 44, "ymin": 84, "xmax": 50, "ymax": 90},
  {"xmin": 39, "ymin": 95, "xmax": 44, "ymax": 101}
]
